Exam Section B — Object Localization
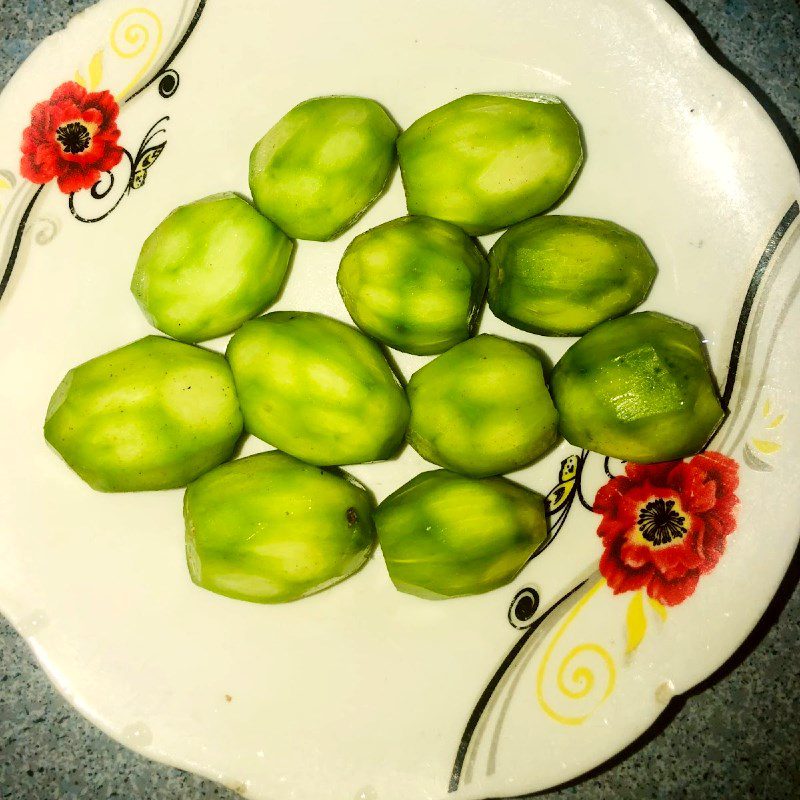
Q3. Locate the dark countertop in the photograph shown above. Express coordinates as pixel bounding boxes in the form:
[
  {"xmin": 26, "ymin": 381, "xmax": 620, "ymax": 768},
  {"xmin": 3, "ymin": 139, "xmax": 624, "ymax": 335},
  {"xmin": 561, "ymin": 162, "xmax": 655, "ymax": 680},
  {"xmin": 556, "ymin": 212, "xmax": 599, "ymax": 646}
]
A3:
[{"xmin": 1, "ymin": 1, "xmax": 798, "ymax": 798}]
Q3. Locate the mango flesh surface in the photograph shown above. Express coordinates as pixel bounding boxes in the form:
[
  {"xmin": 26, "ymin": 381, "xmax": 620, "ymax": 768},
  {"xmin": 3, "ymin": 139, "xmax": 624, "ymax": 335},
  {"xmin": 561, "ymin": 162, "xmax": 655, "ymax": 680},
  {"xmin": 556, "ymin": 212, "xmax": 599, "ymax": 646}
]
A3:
[
  {"xmin": 249, "ymin": 96, "xmax": 398, "ymax": 241},
  {"xmin": 44, "ymin": 336, "xmax": 243, "ymax": 492},
  {"xmin": 337, "ymin": 215, "xmax": 488, "ymax": 355},
  {"xmin": 489, "ymin": 215, "xmax": 657, "ymax": 336},
  {"xmin": 185, "ymin": 451, "xmax": 375, "ymax": 603},
  {"xmin": 397, "ymin": 93, "xmax": 583, "ymax": 236},
  {"xmin": 550, "ymin": 311, "xmax": 725, "ymax": 462},
  {"xmin": 131, "ymin": 192, "xmax": 294, "ymax": 343},
  {"xmin": 407, "ymin": 335, "xmax": 559, "ymax": 477},
  {"xmin": 226, "ymin": 312, "xmax": 410, "ymax": 466},
  {"xmin": 376, "ymin": 469, "xmax": 547, "ymax": 599}
]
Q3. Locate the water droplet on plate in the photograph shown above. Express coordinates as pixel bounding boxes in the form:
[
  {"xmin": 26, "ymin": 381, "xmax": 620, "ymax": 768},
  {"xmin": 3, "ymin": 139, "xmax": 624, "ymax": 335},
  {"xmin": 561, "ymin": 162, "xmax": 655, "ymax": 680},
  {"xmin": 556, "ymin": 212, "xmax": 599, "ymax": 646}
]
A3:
[
  {"xmin": 19, "ymin": 609, "xmax": 48, "ymax": 637},
  {"xmin": 355, "ymin": 787, "xmax": 377, "ymax": 800},
  {"xmin": 655, "ymin": 680, "xmax": 675, "ymax": 705},
  {"xmin": 121, "ymin": 721, "xmax": 153, "ymax": 747}
]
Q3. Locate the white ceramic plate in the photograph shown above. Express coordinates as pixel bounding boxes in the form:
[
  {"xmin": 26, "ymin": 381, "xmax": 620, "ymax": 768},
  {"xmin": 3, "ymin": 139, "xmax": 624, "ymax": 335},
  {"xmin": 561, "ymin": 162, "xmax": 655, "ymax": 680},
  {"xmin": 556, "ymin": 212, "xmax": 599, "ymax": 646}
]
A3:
[{"xmin": 1, "ymin": 1, "xmax": 798, "ymax": 798}]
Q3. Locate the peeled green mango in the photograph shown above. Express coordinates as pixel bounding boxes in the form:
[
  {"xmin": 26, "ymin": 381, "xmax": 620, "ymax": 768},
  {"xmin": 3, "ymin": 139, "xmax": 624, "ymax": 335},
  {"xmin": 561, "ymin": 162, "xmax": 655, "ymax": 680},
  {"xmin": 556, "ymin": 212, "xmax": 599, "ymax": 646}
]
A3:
[
  {"xmin": 397, "ymin": 93, "xmax": 582, "ymax": 235},
  {"xmin": 226, "ymin": 312, "xmax": 410, "ymax": 465},
  {"xmin": 131, "ymin": 193, "xmax": 293, "ymax": 343},
  {"xmin": 550, "ymin": 312, "xmax": 725, "ymax": 462},
  {"xmin": 337, "ymin": 215, "xmax": 488, "ymax": 355},
  {"xmin": 184, "ymin": 451, "xmax": 375, "ymax": 604},
  {"xmin": 44, "ymin": 336, "xmax": 243, "ymax": 492},
  {"xmin": 406, "ymin": 335, "xmax": 558, "ymax": 477},
  {"xmin": 376, "ymin": 470, "xmax": 546, "ymax": 599},
  {"xmin": 489, "ymin": 215, "xmax": 657, "ymax": 336},
  {"xmin": 249, "ymin": 96, "xmax": 398, "ymax": 241}
]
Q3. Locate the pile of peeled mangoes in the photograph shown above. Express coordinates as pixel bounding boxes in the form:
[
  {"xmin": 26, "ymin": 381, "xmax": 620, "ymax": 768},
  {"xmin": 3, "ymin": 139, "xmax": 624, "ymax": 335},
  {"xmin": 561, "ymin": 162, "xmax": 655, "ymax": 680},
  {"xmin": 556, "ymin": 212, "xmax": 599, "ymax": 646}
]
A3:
[{"xmin": 44, "ymin": 94, "xmax": 724, "ymax": 604}]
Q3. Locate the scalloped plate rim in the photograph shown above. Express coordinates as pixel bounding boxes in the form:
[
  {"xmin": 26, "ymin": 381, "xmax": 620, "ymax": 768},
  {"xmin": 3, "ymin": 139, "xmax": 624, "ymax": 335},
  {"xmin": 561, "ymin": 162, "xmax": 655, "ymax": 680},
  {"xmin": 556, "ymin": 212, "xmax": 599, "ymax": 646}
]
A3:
[{"xmin": 0, "ymin": 0, "xmax": 798, "ymax": 798}]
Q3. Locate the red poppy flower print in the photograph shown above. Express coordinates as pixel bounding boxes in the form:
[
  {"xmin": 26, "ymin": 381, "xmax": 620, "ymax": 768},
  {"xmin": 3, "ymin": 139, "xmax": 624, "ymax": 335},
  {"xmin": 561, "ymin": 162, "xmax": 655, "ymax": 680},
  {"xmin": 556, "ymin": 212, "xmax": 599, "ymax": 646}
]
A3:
[
  {"xmin": 20, "ymin": 81, "xmax": 124, "ymax": 194},
  {"xmin": 594, "ymin": 452, "xmax": 739, "ymax": 606}
]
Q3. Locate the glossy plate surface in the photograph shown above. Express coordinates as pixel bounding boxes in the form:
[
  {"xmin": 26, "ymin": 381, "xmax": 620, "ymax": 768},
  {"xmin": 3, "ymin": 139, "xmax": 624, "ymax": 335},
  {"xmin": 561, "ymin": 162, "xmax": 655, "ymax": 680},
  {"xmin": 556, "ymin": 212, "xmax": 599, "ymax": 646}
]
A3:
[{"xmin": 0, "ymin": 1, "xmax": 798, "ymax": 798}]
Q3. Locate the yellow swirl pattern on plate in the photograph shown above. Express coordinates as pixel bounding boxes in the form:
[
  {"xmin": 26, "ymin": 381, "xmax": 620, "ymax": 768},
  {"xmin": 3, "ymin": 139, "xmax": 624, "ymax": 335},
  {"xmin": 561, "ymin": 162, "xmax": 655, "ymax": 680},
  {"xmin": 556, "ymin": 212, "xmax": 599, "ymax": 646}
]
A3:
[
  {"xmin": 111, "ymin": 8, "xmax": 163, "ymax": 100},
  {"xmin": 536, "ymin": 579, "xmax": 616, "ymax": 726}
]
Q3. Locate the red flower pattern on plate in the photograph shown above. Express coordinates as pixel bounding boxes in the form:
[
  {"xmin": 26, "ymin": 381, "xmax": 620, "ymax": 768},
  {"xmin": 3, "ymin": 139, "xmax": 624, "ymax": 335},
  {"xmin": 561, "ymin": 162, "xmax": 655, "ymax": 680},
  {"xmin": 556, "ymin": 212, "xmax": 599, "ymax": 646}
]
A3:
[
  {"xmin": 594, "ymin": 452, "xmax": 739, "ymax": 606},
  {"xmin": 20, "ymin": 81, "xmax": 123, "ymax": 194}
]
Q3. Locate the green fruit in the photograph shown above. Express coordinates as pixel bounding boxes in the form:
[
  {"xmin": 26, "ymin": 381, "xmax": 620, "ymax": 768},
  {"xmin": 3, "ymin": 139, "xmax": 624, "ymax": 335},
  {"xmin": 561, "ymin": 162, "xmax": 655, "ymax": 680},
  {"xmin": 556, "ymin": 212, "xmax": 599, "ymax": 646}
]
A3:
[
  {"xmin": 397, "ymin": 93, "xmax": 582, "ymax": 235},
  {"xmin": 131, "ymin": 193, "xmax": 293, "ymax": 343},
  {"xmin": 183, "ymin": 450, "xmax": 375, "ymax": 603},
  {"xmin": 226, "ymin": 312, "xmax": 410, "ymax": 465},
  {"xmin": 337, "ymin": 215, "xmax": 488, "ymax": 355},
  {"xmin": 406, "ymin": 335, "xmax": 558, "ymax": 477},
  {"xmin": 550, "ymin": 312, "xmax": 725, "ymax": 462},
  {"xmin": 44, "ymin": 336, "xmax": 243, "ymax": 492},
  {"xmin": 249, "ymin": 96, "xmax": 398, "ymax": 241},
  {"xmin": 376, "ymin": 470, "xmax": 546, "ymax": 599},
  {"xmin": 489, "ymin": 215, "xmax": 657, "ymax": 336},
  {"xmin": 184, "ymin": 451, "xmax": 375, "ymax": 604}
]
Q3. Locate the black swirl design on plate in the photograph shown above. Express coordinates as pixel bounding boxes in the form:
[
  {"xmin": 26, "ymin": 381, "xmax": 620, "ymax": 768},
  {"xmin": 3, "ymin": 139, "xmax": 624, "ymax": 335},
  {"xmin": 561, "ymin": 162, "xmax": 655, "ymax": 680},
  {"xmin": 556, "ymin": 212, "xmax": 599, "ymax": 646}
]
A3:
[
  {"xmin": 158, "ymin": 69, "xmax": 180, "ymax": 98},
  {"xmin": 508, "ymin": 587, "xmax": 541, "ymax": 629},
  {"xmin": 69, "ymin": 117, "xmax": 169, "ymax": 223}
]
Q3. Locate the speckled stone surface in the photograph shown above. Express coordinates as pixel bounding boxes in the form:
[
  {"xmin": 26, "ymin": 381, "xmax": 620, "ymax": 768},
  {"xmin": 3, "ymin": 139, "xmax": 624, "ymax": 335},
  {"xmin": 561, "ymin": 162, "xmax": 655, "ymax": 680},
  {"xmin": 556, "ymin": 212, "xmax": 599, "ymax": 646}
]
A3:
[{"xmin": 0, "ymin": 0, "xmax": 798, "ymax": 798}]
